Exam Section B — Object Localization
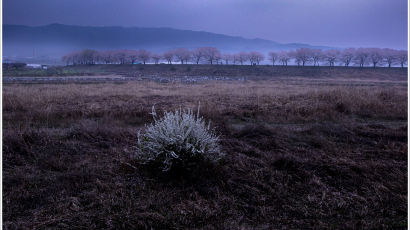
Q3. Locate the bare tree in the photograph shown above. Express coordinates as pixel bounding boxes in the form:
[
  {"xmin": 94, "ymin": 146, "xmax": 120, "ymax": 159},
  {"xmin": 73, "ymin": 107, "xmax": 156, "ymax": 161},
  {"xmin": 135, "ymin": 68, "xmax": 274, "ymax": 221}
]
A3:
[
  {"xmin": 295, "ymin": 48, "xmax": 312, "ymax": 66},
  {"xmin": 163, "ymin": 50, "xmax": 174, "ymax": 64},
  {"xmin": 339, "ymin": 48, "xmax": 355, "ymax": 67},
  {"xmin": 214, "ymin": 53, "xmax": 222, "ymax": 64},
  {"xmin": 238, "ymin": 52, "xmax": 249, "ymax": 65},
  {"xmin": 249, "ymin": 52, "xmax": 256, "ymax": 65},
  {"xmin": 222, "ymin": 53, "xmax": 233, "ymax": 65},
  {"xmin": 95, "ymin": 50, "xmax": 116, "ymax": 64},
  {"xmin": 249, "ymin": 51, "xmax": 264, "ymax": 65},
  {"xmin": 61, "ymin": 54, "xmax": 71, "ymax": 65},
  {"xmin": 397, "ymin": 50, "xmax": 407, "ymax": 68},
  {"xmin": 232, "ymin": 54, "xmax": 240, "ymax": 65},
  {"xmin": 127, "ymin": 50, "xmax": 139, "ymax": 64},
  {"xmin": 354, "ymin": 48, "xmax": 370, "ymax": 67},
  {"xmin": 151, "ymin": 53, "xmax": 162, "ymax": 64},
  {"xmin": 173, "ymin": 48, "xmax": 191, "ymax": 64},
  {"xmin": 268, "ymin": 52, "xmax": 278, "ymax": 66},
  {"xmin": 381, "ymin": 48, "xmax": 397, "ymax": 68},
  {"xmin": 182, "ymin": 50, "xmax": 192, "ymax": 64},
  {"xmin": 62, "ymin": 52, "xmax": 80, "ymax": 65},
  {"xmin": 278, "ymin": 51, "xmax": 290, "ymax": 66},
  {"xmin": 288, "ymin": 50, "xmax": 300, "ymax": 66},
  {"xmin": 62, "ymin": 47, "xmax": 407, "ymax": 69},
  {"xmin": 324, "ymin": 49, "xmax": 340, "ymax": 66},
  {"xmin": 93, "ymin": 51, "xmax": 102, "ymax": 64},
  {"xmin": 114, "ymin": 50, "xmax": 127, "ymax": 64},
  {"xmin": 311, "ymin": 49, "xmax": 323, "ymax": 66},
  {"xmin": 174, "ymin": 48, "xmax": 185, "ymax": 64},
  {"xmin": 203, "ymin": 47, "xmax": 221, "ymax": 64},
  {"xmin": 368, "ymin": 48, "xmax": 383, "ymax": 68},
  {"xmin": 137, "ymin": 49, "xmax": 151, "ymax": 64},
  {"xmin": 78, "ymin": 49, "xmax": 98, "ymax": 65},
  {"xmin": 71, "ymin": 53, "xmax": 79, "ymax": 65},
  {"xmin": 192, "ymin": 47, "xmax": 207, "ymax": 64}
]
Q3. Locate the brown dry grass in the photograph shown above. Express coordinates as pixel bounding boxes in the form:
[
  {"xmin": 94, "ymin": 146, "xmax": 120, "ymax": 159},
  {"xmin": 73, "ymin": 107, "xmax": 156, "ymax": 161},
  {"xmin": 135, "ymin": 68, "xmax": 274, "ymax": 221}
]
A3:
[
  {"xmin": 4, "ymin": 64, "xmax": 408, "ymax": 82},
  {"xmin": 3, "ymin": 77, "xmax": 408, "ymax": 229}
]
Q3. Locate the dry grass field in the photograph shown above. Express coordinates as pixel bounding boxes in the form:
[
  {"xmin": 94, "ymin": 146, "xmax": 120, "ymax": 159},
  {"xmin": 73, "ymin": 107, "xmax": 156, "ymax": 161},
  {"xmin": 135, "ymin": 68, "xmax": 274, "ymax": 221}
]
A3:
[
  {"xmin": 3, "ymin": 64, "xmax": 407, "ymax": 80},
  {"xmin": 2, "ymin": 68, "xmax": 408, "ymax": 229}
]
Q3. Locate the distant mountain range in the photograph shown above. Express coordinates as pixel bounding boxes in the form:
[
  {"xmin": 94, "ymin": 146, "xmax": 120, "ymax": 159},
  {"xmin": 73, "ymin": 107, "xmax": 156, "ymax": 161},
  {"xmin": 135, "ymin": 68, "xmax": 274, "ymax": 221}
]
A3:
[{"xmin": 3, "ymin": 23, "xmax": 331, "ymax": 62}]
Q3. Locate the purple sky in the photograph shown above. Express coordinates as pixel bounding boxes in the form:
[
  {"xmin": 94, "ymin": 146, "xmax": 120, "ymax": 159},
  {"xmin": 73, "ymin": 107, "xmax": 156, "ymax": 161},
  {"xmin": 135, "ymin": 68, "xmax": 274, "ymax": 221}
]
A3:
[{"xmin": 3, "ymin": 0, "xmax": 408, "ymax": 49}]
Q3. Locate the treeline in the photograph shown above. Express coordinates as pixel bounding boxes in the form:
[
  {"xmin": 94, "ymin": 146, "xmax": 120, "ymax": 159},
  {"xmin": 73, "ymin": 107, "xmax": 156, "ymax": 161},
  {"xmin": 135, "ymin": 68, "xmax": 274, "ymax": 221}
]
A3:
[{"xmin": 62, "ymin": 47, "xmax": 407, "ymax": 68}]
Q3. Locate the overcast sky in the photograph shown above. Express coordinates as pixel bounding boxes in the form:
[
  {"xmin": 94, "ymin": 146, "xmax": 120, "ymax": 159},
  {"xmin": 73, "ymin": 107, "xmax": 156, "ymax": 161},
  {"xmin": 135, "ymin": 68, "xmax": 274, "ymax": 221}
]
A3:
[{"xmin": 3, "ymin": 0, "xmax": 408, "ymax": 49}]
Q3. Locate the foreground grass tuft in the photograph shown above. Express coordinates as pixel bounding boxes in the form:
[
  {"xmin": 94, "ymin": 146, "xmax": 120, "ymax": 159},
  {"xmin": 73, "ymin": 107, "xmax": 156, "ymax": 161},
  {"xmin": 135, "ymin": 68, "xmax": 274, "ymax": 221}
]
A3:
[{"xmin": 136, "ymin": 106, "xmax": 222, "ymax": 173}]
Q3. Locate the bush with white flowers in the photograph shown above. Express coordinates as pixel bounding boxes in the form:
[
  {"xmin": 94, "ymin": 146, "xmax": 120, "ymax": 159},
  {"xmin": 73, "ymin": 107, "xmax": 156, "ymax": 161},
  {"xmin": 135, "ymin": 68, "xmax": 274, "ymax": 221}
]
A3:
[{"xmin": 136, "ymin": 106, "xmax": 222, "ymax": 172}]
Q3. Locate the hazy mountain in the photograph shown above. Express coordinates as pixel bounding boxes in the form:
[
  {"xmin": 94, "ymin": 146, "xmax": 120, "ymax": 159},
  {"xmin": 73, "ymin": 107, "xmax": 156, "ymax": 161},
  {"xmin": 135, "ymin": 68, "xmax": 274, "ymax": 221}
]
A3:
[{"xmin": 3, "ymin": 23, "xmax": 331, "ymax": 62}]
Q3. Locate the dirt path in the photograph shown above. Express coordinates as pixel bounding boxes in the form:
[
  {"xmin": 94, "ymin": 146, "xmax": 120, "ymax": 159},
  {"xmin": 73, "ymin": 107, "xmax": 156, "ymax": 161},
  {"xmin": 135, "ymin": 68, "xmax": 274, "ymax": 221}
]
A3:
[
  {"xmin": 2, "ymin": 74, "xmax": 249, "ymax": 84},
  {"xmin": 2, "ymin": 75, "xmax": 130, "ymax": 83}
]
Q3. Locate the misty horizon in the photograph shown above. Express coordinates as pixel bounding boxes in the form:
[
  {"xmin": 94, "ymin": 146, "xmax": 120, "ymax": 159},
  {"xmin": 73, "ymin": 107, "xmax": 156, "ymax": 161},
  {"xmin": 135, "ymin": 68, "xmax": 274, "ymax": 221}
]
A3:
[
  {"xmin": 4, "ymin": 22, "xmax": 408, "ymax": 51},
  {"xmin": 3, "ymin": 22, "xmax": 334, "ymax": 50},
  {"xmin": 4, "ymin": 0, "xmax": 408, "ymax": 50}
]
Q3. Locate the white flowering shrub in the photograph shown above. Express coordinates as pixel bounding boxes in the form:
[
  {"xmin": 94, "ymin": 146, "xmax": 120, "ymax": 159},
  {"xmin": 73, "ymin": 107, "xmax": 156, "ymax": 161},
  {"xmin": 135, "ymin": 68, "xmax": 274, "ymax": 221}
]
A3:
[{"xmin": 136, "ymin": 106, "xmax": 223, "ymax": 172}]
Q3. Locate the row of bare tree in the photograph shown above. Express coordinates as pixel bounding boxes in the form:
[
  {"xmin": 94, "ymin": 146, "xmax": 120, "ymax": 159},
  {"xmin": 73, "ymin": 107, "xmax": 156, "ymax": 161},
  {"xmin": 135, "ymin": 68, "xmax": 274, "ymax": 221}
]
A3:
[
  {"xmin": 274, "ymin": 48, "xmax": 408, "ymax": 68},
  {"xmin": 62, "ymin": 47, "xmax": 407, "ymax": 67}
]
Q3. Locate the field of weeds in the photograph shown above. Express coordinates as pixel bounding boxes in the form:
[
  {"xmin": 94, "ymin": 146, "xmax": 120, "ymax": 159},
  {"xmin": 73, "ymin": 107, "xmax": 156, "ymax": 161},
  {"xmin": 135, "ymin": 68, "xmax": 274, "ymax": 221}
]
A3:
[
  {"xmin": 3, "ymin": 64, "xmax": 407, "ymax": 81},
  {"xmin": 3, "ymin": 73, "xmax": 408, "ymax": 229}
]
